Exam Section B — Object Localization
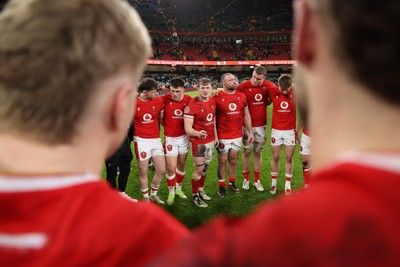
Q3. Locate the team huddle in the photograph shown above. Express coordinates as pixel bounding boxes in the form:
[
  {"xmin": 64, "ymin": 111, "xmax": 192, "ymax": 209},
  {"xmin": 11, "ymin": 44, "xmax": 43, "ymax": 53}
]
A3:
[{"xmin": 133, "ymin": 66, "xmax": 311, "ymax": 207}]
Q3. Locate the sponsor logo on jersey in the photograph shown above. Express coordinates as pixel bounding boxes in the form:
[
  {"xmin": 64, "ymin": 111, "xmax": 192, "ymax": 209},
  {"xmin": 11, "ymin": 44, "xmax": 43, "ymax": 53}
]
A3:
[
  {"xmin": 206, "ymin": 113, "xmax": 213, "ymax": 122},
  {"xmin": 174, "ymin": 109, "xmax": 183, "ymax": 116},
  {"xmin": 152, "ymin": 105, "xmax": 155, "ymax": 111},
  {"xmin": 280, "ymin": 101, "xmax": 289, "ymax": 109},
  {"xmin": 143, "ymin": 113, "xmax": 152, "ymax": 121},
  {"xmin": 228, "ymin": 103, "xmax": 237, "ymax": 111},
  {"xmin": 255, "ymin": 93, "xmax": 262, "ymax": 102},
  {"xmin": 137, "ymin": 107, "xmax": 140, "ymax": 111},
  {"xmin": 140, "ymin": 151, "xmax": 147, "ymax": 159}
]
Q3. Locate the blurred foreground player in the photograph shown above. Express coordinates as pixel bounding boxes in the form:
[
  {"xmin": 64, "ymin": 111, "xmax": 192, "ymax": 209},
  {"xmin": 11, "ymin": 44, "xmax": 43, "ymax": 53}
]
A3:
[
  {"xmin": 0, "ymin": 0, "xmax": 188, "ymax": 266},
  {"xmin": 152, "ymin": 0, "xmax": 400, "ymax": 265}
]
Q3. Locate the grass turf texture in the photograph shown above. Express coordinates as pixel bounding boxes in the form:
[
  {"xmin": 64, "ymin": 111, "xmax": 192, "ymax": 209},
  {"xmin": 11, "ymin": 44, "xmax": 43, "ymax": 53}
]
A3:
[{"xmin": 102, "ymin": 90, "xmax": 304, "ymax": 229}]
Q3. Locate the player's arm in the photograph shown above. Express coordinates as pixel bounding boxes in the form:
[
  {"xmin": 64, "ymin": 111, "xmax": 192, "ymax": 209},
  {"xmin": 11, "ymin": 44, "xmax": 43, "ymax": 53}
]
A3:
[
  {"xmin": 214, "ymin": 117, "xmax": 219, "ymax": 147},
  {"xmin": 159, "ymin": 109, "xmax": 164, "ymax": 127},
  {"xmin": 184, "ymin": 114, "xmax": 207, "ymax": 139},
  {"xmin": 296, "ymin": 118, "xmax": 304, "ymax": 144},
  {"xmin": 243, "ymin": 107, "xmax": 254, "ymax": 144}
]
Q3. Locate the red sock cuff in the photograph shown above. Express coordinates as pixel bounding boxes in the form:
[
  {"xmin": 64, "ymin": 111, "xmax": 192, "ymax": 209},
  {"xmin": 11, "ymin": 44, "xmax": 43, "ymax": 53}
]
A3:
[
  {"xmin": 175, "ymin": 173, "xmax": 185, "ymax": 184},
  {"xmin": 242, "ymin": 171, "xmax": 250, "ymax": 180},
  {"xmin": 166, "ymin": 177, "xmax": 176, "ymax": 187},
  {"xmin": 218, "ymin": 181, "xmax": 226, "ymax": 187},
  {"xmin": 254, "ymin": 171, "xmax": 261, "ymax": 182},
  {"xmin": 228, "ymin": 177, "xmax": 236, "ymax": 183}
]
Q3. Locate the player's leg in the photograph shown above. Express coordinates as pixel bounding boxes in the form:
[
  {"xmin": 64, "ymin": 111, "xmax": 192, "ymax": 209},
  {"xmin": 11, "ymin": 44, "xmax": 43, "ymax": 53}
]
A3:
[
  {"xmin": 302, "ymin": 154, "xmax": 311, "ymax": 189},
  {"xmin": 174, "ymin": 153, "xmax": 188, "ymax": 199},
  {"xmin": 165, "ymin": 155, "xmax": 178, "ymax": 205},
  {"xmin": 135, "ymin": 139, "xmax": 151, "ymax": 201},
  {"xmin": 191, "ymin": 144, "xmax": 208, "ymax": 208},
  {"xmin": 137, "ymin": 158, "xmax": 150, "ymax": 201},
  {"xmin": 284, "ymin": 144, "xmax": 295, "ymax": 195},
  {"xmin": 150, "ymin": 154, "xmax": 166, "ymax": 204},
  {"xmin": 270, "ymin": 144, "xmax": 282, "ymax": 195},
  {"xmin": 198, "ymin": 141, "xmax": 214, "ymax": 201},
  {"xmin": 283, "ymin": 129, "xmax": 296, "ymax": 195},
  {"xmin": 192, "ymin": 156, "xmax": 208, "ymax": 208},
  {"xmin": 217, "ymin": 141, "xmax": 229, "ymax": 198},
  {"xmin": 227, "ymin": 148, "xmax": 241, "ymax": 193},
  {"xmin": 241, "ymin": 128, "xmax": 252, "ymax": 190},
  {"xmin": 270, "ymin": 129, "xmax": 284, "ymax": 195},
  {"xmin": 252, "ymin": 126, "xmax": 267, "ymax": 191},
  {"xmin": 300, "ymin": 133, "xmax": 312, "ymax": 189}
]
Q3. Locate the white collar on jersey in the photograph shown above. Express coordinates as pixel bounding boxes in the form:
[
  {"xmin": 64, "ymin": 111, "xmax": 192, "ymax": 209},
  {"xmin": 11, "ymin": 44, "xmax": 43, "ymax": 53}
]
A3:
[
  {"xmin": 0, "ymin": 173, "xmax": 99, "ymax": 193},
  {"xmin": 329, "ymin": 151, "xmax": 400, "ymax": 174}
]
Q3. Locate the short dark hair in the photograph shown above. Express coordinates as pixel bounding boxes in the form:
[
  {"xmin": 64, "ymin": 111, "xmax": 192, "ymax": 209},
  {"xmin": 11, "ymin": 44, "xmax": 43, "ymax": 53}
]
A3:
[
  {"xmin": 321, "ymin": 0, "xmax": 400, "ymax": 105},
  {"xmin": 254, "ymin": 66, "xmax": 266, "ymax": 76},
  {"xmin": 138, "ymin": 78, "xmax": 158, "ymax": 93},
  {"xmin": 278, "ymin": 74, "xmax": 292, "ymax": 90},
  {"xmin": 170, "ymin": 77, "xmax": 185, "ymax": 89}
]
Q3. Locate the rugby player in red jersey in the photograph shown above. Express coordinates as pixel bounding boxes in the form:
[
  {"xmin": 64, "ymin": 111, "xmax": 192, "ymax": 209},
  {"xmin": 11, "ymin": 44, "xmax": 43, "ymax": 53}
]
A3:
[
  {"xmin": 161, "ymin": 77, "xmax": 192, "ymax": 205},
  {"xmin": 214, "ymin": 73, "xmax": 254, "ymax": 197},
  {"xmin": 184, "ymin": 78, "xmax": 218, "ymax": 208},
  {"xmin": 237, "ymin": 66, "xmax": 278, "ymax": 191},
  {"xmin": 269, "ymin": 74, "xmax": 297, "ymax": 195},
  {"xmin": 133, "ymin": 78, "xmax": 166, "ymax": 204}
]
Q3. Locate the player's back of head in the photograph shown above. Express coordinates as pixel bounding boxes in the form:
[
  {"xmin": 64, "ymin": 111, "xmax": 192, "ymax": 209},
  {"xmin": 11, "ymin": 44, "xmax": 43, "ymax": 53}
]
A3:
[
  {"xmin": 312, "ymin": 0, "xmax": 400, "ymax": 106},
  {"xmin": 0, "ymin": 0, "xmax": 151, "ymax": 144}
]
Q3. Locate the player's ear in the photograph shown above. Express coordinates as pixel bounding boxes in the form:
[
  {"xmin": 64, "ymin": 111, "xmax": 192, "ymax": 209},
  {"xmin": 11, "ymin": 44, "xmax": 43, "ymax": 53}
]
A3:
[
  {"xmin": 108, "ymin": 84, "xmax": 135, "ymax": 134},
  {"xmin": 292, "ymin": 0, "xmax": 317, "ymax": 67}
]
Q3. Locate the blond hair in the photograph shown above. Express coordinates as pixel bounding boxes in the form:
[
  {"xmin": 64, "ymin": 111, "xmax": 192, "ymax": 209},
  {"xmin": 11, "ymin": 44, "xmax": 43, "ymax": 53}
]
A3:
[{"xmin": 0, "ymin": 0, "xmax": 151, "ymax": 144}]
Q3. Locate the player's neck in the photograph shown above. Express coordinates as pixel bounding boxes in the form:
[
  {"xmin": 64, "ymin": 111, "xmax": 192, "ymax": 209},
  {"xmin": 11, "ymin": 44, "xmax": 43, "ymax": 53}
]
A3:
[
  {"xmin": 138, "ymin": 95, "xmax": 151, "ymax": 101},
  {"xmin": 0, "ymin": 134, "xmax": 105, "ymax": 175},
  {"xmin": 197, "ymin": 96, "xmax": 209, "ymax": 102},
  {"xmin": 310, "ymin": 80, "xmax": 400, "ymax": 172},
  {"xmin": 222, "ymin": 88, "xmax": 236, "ymax": 94}
]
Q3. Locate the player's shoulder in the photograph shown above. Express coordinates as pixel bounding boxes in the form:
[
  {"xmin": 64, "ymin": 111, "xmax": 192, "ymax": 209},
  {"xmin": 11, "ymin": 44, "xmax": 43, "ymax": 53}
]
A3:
[
  {"xmin": 263, "ymin": 79, "xmax": 278, "ymax": 88},
  {"xmin": 153, "ymin": 96, "xmax": 164, "ymax": 105},
  {"xmin": 183, "ymin": 94, "xmax": 193, "ymax": 102},
  {"xmin": 161, "ymin": 94, "xmax": 171, "ymax": 102},
  {"xmin": 237, "ymin": 80, "xmax": 251, "ymax": 90},
  {"xmin": 236, "ymin": 90, "xmax": 247, "ymax": 99}
]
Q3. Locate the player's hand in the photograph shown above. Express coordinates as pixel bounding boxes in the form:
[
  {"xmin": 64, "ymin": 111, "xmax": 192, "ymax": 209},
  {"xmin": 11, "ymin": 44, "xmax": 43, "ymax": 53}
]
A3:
[
  {"xmin": 198, "ymin": 130, "xmax": 207, "ymax": 139},
  {"xmin": 295, "ymin": 131, "xmax": 300, "ymax": 144},
  {"xmin": 214, "ymin": 137, "xmax": 219, "ymax": 148},
  {"xmin": 247, "ymin": 132, "xmax": 254, "ymax": 144}
]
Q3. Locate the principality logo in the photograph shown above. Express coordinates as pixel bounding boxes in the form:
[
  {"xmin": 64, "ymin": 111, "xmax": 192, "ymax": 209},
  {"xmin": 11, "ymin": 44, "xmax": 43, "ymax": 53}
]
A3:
[
  {"xmin": 167, "ymin": 144, "xmax": 173, "ymax": 151},
  {"xmin": 219, "ymin": 143, "xmax": 225, "ymax": 149},
  {"xmin": 140, "ymin": 151, "xmax": 147, "ymax": 159},
  {"xmin": 271, "ymin": 137, "xmax": 276, "ymax": 144}
]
